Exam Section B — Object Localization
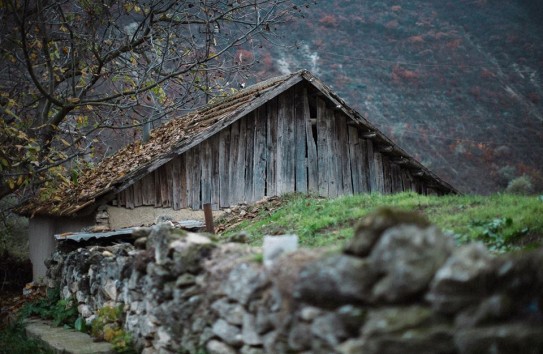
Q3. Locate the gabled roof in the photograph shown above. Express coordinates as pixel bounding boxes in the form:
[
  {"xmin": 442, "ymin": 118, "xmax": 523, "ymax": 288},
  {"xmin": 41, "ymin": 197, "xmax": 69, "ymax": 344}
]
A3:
[{"xmin": 20, "ymin": 70, "xmax": 456, "ymax": 216}]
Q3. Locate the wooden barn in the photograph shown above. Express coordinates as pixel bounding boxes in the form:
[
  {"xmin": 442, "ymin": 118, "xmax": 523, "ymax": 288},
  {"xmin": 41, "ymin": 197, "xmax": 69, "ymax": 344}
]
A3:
[{"xmin": 20, "ymin": 70, "xmax": 456, "ymax": 280}]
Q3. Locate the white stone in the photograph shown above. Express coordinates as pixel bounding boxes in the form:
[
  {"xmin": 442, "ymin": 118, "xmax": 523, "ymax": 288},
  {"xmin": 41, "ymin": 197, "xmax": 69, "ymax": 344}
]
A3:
[
  {"xmin": 103, "ymin": 279, "xmax": 117, "ymax": 300},
  {"xmin": 263, "ymin": 235, "xmax": 298, "ymax": 268},
  {"xmin": 78, "ymin": 304, "xmax": 92, "ymax": 318}
]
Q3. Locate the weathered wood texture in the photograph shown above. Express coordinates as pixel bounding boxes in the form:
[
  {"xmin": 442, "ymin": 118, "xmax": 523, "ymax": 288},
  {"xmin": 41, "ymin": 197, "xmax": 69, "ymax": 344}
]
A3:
[{"xmin": 115, "ymin": 83, "xmax": 438, "ymax": 210}]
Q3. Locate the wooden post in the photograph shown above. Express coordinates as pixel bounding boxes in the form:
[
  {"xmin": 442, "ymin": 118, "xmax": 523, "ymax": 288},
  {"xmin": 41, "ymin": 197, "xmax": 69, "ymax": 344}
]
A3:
[{"xmin": 203, "ymin": 203, "xmax": 215, "ymax": 234}]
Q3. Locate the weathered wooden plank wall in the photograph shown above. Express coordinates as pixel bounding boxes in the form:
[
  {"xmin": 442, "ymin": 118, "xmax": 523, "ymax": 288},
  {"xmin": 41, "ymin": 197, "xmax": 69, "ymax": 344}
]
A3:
[{"xmin": 115, "ymin": 82, "xmax": 441, "ymax": 210}]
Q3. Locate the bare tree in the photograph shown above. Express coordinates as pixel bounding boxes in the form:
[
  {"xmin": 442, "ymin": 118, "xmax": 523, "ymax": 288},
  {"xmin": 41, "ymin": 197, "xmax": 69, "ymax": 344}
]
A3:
[{"xmin": 0, "ymin": 0, "xmax": 303, "ymax": 203}]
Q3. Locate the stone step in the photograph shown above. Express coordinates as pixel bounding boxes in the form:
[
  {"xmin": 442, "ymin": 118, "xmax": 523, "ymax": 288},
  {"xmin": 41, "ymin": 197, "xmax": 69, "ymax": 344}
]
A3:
[{"xmin": 25, "ymin": 318, "xmax": 114, "ymax": 354}]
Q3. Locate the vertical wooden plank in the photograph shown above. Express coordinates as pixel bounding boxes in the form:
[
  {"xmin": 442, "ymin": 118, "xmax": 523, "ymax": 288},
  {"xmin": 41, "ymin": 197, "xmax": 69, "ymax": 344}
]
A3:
[
  {"xmin": 154, "ymin": 170, "xmax": 161, "ymax": 207},
  {"xmin": 266, "ymin": 98, "xmax": 278, "ymax": 196},
  {"xmin": 358, "ymin": 137, "xmax": 370, "ymax": 193},
  {"xmin": 316, "ymin": 97, "xmax": 329, "ymax": 197},
  {"xmin": 210, "ymin": 134, "xmax": 220, "ymax": 210},
  {"xmin": 253, "ymin": 105, "xmax": 267, "ymax": 201},
  {"xmin": 201, "ymin": 139, "xmax": 212, "ymax": 206},
  {"xmin": 374, "ymin": 151, "xmax": 385, "ymax": 193},
  {"xmin": 391, "ymin": 163, "xmax": 402, "ymax": 193},
  {"xmin": 133, "ymin": 180, "xmax": 143, "ymax": 207},
  {"xmin": 276, "ymin": 90, "xmax": 296, "ymax": 195},
  {"xmin": 382, "ymin": 155, "xmax": 392, "ymax": 194},
  {"xmin": 348, "ymin": 127, "xmax": 361, "ymax": 194},
  {"xmin": 219, "ymin": 128, "xmax": 231, "ymax": 208},
  {"xmin": 245, "ymin": 112, "xmax": 255, "ymax": 202},
  {"xmin": 185, "ymin": 151, "xmax": 193, "ymax": 208},
  {"xmin": 237, "ymin": 117, "xmax": 247, "ymax": 202},
  {"xmin": 328, "ymin": 107, "xmax": 340, "ymax": 197},
  {"xmin": 367, "ymin": 140, "xmax": 377, "ymax": 192},
  {"xmin": 192, "ymin": 145, "xmax": 202, "ymax": 209},
  {"xmin": 336, "ymin": 113, "xmax": 352, "ymax": 195},
  {"xmin": 305, "ymin": 94, "xmax": 318, "ymax": 194},
  {"xmin": 294, "ymin": 85, "xmax": 308, "ymax": 193},
  {"xmin": 171, "ymin": 156, "xmax": 182, "ymax": 210},
  {"xmin": 228, "ymin": 120, "xmax": 240, "ymax": 203},
  {"xmin": 126, "ymin": 185, "xmax": 135, "ymax": 209},
  {"xmin": 179, "ymin": 154, "xmax": 188, "ymax": 208},
  {"xmin": 161, "ymin": 164, "xmax": 171, "ymax": 207},
  {"xmin": 117, "ymin": 188, "xmax": 125, "ymax": 207}
]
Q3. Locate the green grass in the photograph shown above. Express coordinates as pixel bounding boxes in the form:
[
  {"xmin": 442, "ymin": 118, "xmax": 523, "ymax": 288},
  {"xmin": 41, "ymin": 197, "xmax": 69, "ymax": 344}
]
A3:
[{"xmin": 218, "ymin": 192, "xmax": 543, "ymax": 252}]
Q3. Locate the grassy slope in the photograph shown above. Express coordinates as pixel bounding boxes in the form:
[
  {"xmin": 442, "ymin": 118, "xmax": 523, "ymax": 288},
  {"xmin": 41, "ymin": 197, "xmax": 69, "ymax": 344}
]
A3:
[{"xmin": 218, "ymin": 192, "xmax": 543, "ymax": 252}]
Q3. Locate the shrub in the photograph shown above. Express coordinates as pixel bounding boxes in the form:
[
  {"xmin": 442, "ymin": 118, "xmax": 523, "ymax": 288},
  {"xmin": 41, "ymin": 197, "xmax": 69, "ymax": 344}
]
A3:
[{"xmin": 506, "ymin": 175, "xmax": 534, "ymax": 195}]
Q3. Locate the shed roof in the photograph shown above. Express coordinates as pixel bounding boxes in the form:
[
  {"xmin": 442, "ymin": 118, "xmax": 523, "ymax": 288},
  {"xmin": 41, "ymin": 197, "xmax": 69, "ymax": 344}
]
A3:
[{"xmin": 19, "ymin": 70, "xmax": 456, "ymax": 216}]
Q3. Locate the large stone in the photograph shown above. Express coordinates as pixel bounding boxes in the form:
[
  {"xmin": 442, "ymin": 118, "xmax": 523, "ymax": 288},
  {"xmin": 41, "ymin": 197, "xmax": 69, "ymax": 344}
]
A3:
[
  {"xmin": 294, "ymin": 254, "xmax": 376, "ymax": 308},
  {"xmin": 212, "ymin": 319, "xmax": 243, "ymax": 347},
  {"xmin": 211, "ymin": 297, "xmax": 246, "ymax": 325},
  {"xmin": 206, "ymin": 340, "xmax": 237, "ymax": 354},
  {"xmin": 223, "ymin": 263, "xmax": 269, "ymax": 305},
  {"xmin": 426, "ymin": 243, "xmax": 495, "ymax": 314},
  {"xmin": 358, "ymin": 325, "xmax": 456, "ymax": 354},
  {"xmin": 311, "ymin": 312, "xmax": 349, "ymax": 347},
  {"xmin": 369, "ymin": 224, "xmax": 454, "ymax": 302},
  {"xmin": 361, "ymin": 306, "xmax": 433, "ymax": 336},
  {"xmin": 454, "ymin": 322, "xmax": 543, "ymax": 354},
  {"xmin": 345, "ymin": 208, "xmax": 431, "ymax": 257},
  {"xmin": 242, "ymin": 313, "xmax": 263, "ymax": 345}
]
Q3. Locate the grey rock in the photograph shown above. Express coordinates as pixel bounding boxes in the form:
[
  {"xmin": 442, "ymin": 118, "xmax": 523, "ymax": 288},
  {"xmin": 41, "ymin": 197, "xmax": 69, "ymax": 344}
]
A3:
[
  {"xmin": 362, "ymin": 306, "xmax": 433, "ymax": 336},
  {"xmin": 288, "ymin": 321, "xmax": 312, "ymax": 351},
  {"xmin": 454, "ymin": 322, "xmax": 543, "ymax": 354},
  {"xmin": 255, "ymin": 305, "xmax": 275, "ymax": 334},
  {"xmin": 242, "ymin": 313, "xmax": 262, "ymax": 345},
  {"xmin": 359, "ymin": 325, "xmax": 456, "ymax": 354},
  {"xmin": 206, "ymin": 340, "xmax": 237, "ymax": 354},
  {"xmin": 345, "ymin": 208, "xmax": 431, "ymax": 257},
  {"xmin": 240, "ymin": 345, "xmax": 265, "ymax": 354},
  {"xmin": 212, "ymin": 319, "xmax": 242, "ymax": 347},
  {"xmin": 211, "ymin": 298, "xmax": 246, "ymax": 325},
  {"xmin": 223, "ymin": 263, "xmax": 269, "ymax": 305},
  {"xmin": 295, "ymin": 254, "xmax": 376, "ymax": 308},
  {"xmin": 336, "ymin": 339, "xmax": 365, "ymax": 354},
  {"xmin": 299, "ymin": 306, "xmax": 322, "ymax": 321},
  {"xmin": 427, "ymin": 243, "xmax": 495, "ymax": 314},
  {"xmin": 336, "ymin": 305, "xmax": 366, "ymax": 335},
  {"xmin": 176, "ymin": 273, "xmax": 196, "ymax": 287},
  {"xmin": 454, "ymin": 293, "xmax": 513, "ymax": 328},
  {"xmin": 311, "ymin": 312, "xmax": 349, "ymax": 347},
  {"xmin": 369, "ymin": 224, "xmax": 454, "ymax": 303}
]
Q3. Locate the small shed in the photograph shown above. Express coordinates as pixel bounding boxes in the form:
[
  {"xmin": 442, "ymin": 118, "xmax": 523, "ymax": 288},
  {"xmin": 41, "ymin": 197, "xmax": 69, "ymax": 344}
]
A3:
[{"xmin": 20, "ymin": 70, "xmax": 456, "ymax": 281}]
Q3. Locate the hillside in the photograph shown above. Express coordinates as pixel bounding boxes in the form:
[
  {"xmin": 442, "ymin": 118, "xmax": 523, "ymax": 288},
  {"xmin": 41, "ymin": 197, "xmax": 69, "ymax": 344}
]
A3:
[
  {"xmin": 256, "ymin": 0, "xmax": 543, "ymax": 194},
  {"xmin": 217, "ymin": 193, "xmax": 543, "ymax": 253}
]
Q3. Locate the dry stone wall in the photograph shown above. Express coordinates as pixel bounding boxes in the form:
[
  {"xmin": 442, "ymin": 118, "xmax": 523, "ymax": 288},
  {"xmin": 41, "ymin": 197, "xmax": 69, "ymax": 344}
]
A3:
[{"xmin": 45, "ymin": 210, "xmax": 543, "ymax": 353}]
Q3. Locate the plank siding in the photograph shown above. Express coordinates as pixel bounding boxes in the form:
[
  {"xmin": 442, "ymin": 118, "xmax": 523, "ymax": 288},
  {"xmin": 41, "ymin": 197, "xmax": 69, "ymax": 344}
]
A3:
[
  {"xmin": 237, "ymin": 118, "xmax": 247, "ymax": 202},
  {"xmin": 316, "ymin": 97, "xmax": 329, "ymax": 197},
  {"xmin": 253, "ymin": 106, "xmax": 267, "ymax": 201},
  {"xmin": 245, "ymin": 112, "xmax": 255, "ymax": 202},
  {"xmin": 218, "ymin": 128, "xmax": 231, "ymax": 208},
  {"xmin": 210, "ymin": 134, "xmax": 220, "ymax": 210},
  {"xmin": 305, "ymin": 94, "xmax": 318, "ymax": 194},
  {"xmin": 336, "ymin": 113, "xmax": 352, "ymax": 195},
  {"xmin": 294, "ymin": 85, "xmax": 308, "ymax": 193},
  {"xmin": 326, "ymin": 104, "xmax": 338, "ymax": 198},
  {"xmin": 374, "ymin": 151, "xmax": 385, "ymax": 193},
  {"xmin": 277, "ymin": 91, "xmax": 295, "ymax": 194},
  {"xmin": 367, "ymin": 140, "xmax": 377, "ymax": 192},
  {"xmin": 266, "ymin": 98, "xmax": 278, "ymax": 197},
  {"xmin": 201, "ymin": 139, "xmax": 212, "ymax": 206},
  {"xmin": 382, "ymin": 155, "xmax": 392, "ymax": 194},
  {"xmin": 229, "ymin": 120, "xmax": 241, "ymax": 204}
]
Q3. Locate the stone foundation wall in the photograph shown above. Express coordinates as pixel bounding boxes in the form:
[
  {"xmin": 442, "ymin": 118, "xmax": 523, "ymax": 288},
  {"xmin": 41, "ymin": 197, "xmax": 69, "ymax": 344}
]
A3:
[{"xmin": 45, "ymin": 211, "xmax": 543, "ymax": 353}]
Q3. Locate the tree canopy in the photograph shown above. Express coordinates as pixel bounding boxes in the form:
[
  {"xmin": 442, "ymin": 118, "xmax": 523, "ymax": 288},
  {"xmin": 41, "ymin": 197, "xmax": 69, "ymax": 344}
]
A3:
[{"xmin": 0, "ymin": 0, "xmax": 303, "ymax": 205}]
